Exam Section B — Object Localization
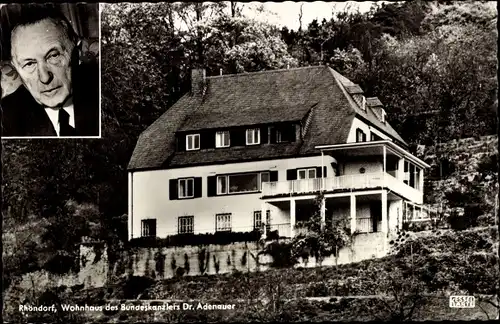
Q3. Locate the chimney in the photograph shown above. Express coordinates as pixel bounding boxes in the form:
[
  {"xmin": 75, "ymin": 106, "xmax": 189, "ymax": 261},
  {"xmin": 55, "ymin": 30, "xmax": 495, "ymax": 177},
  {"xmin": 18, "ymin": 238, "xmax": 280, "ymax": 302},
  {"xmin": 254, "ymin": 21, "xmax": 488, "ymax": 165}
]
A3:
[{"xmin": 191, "ymin": 68, "xmax": 206, "ymax": 96}]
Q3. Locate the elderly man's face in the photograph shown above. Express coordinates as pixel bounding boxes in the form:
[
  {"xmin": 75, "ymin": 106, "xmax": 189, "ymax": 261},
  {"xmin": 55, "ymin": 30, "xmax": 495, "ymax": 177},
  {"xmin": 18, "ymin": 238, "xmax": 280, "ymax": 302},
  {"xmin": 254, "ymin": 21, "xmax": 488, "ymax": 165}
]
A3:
[{"xmin": 11, "ymin": 19, "xmax": 74, "ymax": 108}]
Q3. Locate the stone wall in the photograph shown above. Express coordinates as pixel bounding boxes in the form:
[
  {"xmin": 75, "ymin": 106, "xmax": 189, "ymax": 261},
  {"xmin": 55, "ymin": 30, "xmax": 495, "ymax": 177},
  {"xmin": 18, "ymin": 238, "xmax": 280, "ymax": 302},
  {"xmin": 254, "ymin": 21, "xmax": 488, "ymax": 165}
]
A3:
[{"xmin": 85, "ymin": 232, "xmax": 388, "ymax": 286}]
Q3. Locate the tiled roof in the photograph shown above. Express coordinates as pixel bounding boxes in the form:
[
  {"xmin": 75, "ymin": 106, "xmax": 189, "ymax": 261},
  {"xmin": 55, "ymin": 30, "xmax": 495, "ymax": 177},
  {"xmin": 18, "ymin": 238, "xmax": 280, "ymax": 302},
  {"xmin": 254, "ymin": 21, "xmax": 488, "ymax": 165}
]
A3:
[
  {"xmin": 168, "ymin": 142, "xmax": 302, "ymax": 167},
  {"xmin": 128, "ymin": 65, "xmax": 408, "ymax": 171}
]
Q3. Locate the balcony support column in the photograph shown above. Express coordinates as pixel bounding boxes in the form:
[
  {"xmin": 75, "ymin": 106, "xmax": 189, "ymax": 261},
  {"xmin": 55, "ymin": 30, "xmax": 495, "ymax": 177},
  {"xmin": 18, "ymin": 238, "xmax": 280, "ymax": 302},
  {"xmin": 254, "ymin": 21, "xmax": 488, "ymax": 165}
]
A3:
[
  {"xmin": 350, "ymin": 194, "xmax": 356, "ymax": 234},
  {"xmin": 261, "ymin": 201, "xmax": 267, "ymax": 239},
  {"xmin": 290, "ymin": 199, "xmax": 296, "ymax": 237},
  {"xmin": 383, "ymin": 146, "xmax": 387, "ymax": 186},
  {"xmin": 398, "ymin": 157, "xmax": 405, "ymax": 180},
  {"xmin": 320, "ymin": 197, "xmax": 326, "ymax": 230},
  {"xmin": 381, "ymin": 190, "xmax": 388, "ymax": 235},
  {"xmin": 419, "ymin": 168, "xmax": 424, "ymax": 193}
]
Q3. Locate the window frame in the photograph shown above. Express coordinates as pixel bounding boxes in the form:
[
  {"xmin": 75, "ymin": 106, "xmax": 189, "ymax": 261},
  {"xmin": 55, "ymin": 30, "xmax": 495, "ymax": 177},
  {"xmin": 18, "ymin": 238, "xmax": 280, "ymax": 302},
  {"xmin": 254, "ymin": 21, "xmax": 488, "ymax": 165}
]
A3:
[
  {"xmin": 297, "ymin": 168, "xmax": 316, "ymax": 179},
  {"xmin": 246, "ymin": 128, "xmax": 260, "ymax": 145},
  {"xmin": 356, "ymin": 129, "xmax": 366, "ymax": 143},
  {"xmin": 186, "ymin": 133, "xmax": 200, "ymax": 151},
  {"xmin": 216, "ymin": 213, "xmax": 232, "ymax": 232},
  {"xmin": 215, "ymin": 131, "xmax": 230, "ymax": 148},
  {"xmin": 216, "ymin": 171, "xmax": 270, "ymax": 195},
  {"xmin": 178, "ymin": 216, "xmax": 194, "ymax": 234},
  {"xmin": 253, "ymin": 211, "xmax": 263, "ymax": 230},
  {"xmin": 216, "ymin": 175, "xmax": 228, "ymax": 195},
  {"xmin": 141, "ymin": 219, "xmax": 157, "ymax": 237},
  {"xmin": 178, "ymin": 178, "xmax": 195, "ymax": 199}
]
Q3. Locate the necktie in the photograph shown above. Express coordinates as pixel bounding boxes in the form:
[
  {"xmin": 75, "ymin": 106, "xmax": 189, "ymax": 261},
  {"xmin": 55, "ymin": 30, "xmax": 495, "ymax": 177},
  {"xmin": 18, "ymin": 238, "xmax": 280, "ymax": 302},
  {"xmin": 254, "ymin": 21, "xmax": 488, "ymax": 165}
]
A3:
[{"xmin": 58, "ymin": 108, "xmax": 75, "ymax": 136}]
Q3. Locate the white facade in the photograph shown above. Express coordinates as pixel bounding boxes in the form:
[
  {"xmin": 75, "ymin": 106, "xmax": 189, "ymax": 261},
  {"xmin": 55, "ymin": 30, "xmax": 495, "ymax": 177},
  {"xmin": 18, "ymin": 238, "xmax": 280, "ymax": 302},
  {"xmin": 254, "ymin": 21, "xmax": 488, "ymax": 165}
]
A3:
[{"xmin": 129, "ymin": 155, "xmax": 336, "ymax": 239}]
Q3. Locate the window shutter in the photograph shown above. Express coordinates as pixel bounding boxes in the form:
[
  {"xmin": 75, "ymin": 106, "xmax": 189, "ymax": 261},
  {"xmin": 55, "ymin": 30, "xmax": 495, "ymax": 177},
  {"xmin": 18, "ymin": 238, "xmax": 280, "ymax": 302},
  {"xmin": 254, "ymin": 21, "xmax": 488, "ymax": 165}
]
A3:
[
  {"xmin": 270, "ymin": 171, "xmax": 278, "ymax": 182},
  {"xmin": 290, "ymin": 124, "xmax": 297, "ymax": 142},
  {"xmin": 207, "ymin": 176, "xmax": 216, "ymax": 197},
  {"xmin": 260, "ymin": 126, "xmax": 268, "ymax": 144},
  {"xmin": 177, "ymin": 135, "xmax": 186, "ymax": 151},
  {"xmin": 169, "ymin": 179, "xmax": 178, "ymax": 200},
  {"xmin": 200, "ymin": 130, "xmax": 215, "ymax": 149},
  {"xmin": 194, "ymin": 177, "xmax": 202, "ymax": 198},
  {"xmin": 230, "ymin": 129, "xmax": 245, "ymax": 147},
  {"xmin": 286, "ymin": 169, "xmax": 297, "ymax": 180},
  {"xmin": 270, "ymin": 126, "xmax": 276, "ymax": 144}
]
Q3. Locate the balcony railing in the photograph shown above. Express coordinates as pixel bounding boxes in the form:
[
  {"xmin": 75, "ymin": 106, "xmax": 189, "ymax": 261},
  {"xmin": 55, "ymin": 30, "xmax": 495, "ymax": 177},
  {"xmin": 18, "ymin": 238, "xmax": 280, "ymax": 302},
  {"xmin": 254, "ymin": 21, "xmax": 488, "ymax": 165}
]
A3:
[{"xmin": 262, "ymin": 172, "xmax": 422, "ymax": 202}]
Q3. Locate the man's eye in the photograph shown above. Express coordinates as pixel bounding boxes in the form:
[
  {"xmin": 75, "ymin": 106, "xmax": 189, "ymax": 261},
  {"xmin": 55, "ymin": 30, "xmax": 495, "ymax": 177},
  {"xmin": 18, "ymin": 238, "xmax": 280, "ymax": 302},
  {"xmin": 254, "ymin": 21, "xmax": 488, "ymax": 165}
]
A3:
[
  {"xmin": 50, "ymin": 53, "xmax": 60, "ymax": 58},
  {"xmin": 23, "ymin": 62, "xmax": 35, "ymax": 69}
]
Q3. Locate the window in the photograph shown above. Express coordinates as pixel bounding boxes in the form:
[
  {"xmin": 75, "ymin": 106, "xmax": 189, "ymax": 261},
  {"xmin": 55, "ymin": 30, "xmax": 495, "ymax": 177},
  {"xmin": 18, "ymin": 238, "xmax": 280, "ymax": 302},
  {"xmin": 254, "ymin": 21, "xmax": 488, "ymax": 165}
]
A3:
[
  {"xmin": 141, "ymin": 219, "xmax": 156, "ymax": 237},
  {"xmin": 229, "ymin": 173, "xmax": 258, "ymax": 193},
  {"xmin": 266, "ymin": 210, "xmax": 271, "ymax": 232},
  {"xmin": 371, "ymin": 132, "xmax": 383, "ymax": 141},
  {"xmin": 216, "ymin": 172, "xmax": 271, "ymax": 195},
  {"xmin": 178, "ymin": 216, "xmax": 194, "ymax": 234},
  {"xmin": 178, "ymin": 178, "xmax": 194, "ymax": 198},
  {"xmin": 381, "ymin": 110, "xmax": 386, "ymax": 123},
  {"xmin": 186, "ymin": 134, "xmax": 200, "ymax": 150},
  {"xmin": 216, "ymin": 131, "xmax": 230, "ymax": 148},
  {"xmin": 216, "ymin": 213, "xmax": 231, "ymax": 232},
  {"xmin": 297, "ymin": 168, "xmax": 316, "ymax": 179},
  {"xmin": 246, "ymin": 128, "xmax": 260, "ymax": 145},
  {"xmin": 275, "ymin": 124, "xmax": 296, "ymax": 143},
  {"xmin": 217, "ymin": 175, "xmax": 228, "ymax": 195},
  {"xmin": 356, "ymin": 129, "xmax": 366, "ymax": 142},
  {"xmin": 254, "ymin": 211, "xmax": 262, "ymax": 230}
]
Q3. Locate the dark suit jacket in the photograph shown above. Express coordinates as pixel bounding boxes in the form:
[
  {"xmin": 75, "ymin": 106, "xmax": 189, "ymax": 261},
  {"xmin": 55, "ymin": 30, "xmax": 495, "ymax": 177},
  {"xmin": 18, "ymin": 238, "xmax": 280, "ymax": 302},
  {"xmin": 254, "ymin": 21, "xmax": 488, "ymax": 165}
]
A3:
[{"xmin": 1, "ymin": 61, "xmax": 99, "ymax": 137}]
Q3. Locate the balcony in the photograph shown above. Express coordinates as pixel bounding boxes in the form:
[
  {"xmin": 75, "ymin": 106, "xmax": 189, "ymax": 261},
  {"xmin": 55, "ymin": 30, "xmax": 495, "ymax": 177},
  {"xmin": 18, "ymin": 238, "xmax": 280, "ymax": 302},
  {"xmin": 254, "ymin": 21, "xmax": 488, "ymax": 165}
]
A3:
[{"xmin": 261, "ymin": 172, "xmax": 422, "ymax": 202}]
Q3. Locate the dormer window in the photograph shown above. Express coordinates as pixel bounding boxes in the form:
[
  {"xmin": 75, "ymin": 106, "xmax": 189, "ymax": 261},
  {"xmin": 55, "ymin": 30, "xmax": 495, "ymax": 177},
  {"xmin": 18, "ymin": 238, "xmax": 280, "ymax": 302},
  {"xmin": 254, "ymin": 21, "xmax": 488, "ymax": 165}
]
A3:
[
  {"xmin": 246, "ymin": 128, "xmax": 260, "ymax": 145},
  {"xmin": 356, "ymin": 128, "xmax": 366, "ymax": 142},
  {"xmin": 275, "ymin": 124, "xmax": 296, "ymax": 143},
  {"xmin": 353, "ymin": 94, "xmax": 366, "ymax": 111},
  {"xmin": 216, "ymin": 131, "xmax": 230, "ymax": 148},
  {"xmin": 186, "ymin": 134, "xmax": 200, "ymax": 151},
  {"xmin": 381, "ymin": 109, "xmax": 387, "ymax": 123}
]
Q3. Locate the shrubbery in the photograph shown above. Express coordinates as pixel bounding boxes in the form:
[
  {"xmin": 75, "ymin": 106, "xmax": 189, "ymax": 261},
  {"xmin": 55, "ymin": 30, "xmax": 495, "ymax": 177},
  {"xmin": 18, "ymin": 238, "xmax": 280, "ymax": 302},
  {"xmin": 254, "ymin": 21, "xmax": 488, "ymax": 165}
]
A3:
[{"xmin": 129, "ymin": 230, "xmax": 261, "ymax": 248}]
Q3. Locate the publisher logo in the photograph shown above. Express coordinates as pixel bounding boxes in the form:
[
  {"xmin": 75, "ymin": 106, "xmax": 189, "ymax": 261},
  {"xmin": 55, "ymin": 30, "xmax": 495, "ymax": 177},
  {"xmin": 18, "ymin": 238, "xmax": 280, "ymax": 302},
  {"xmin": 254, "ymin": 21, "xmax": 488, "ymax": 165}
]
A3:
[{"xmin": 449, "ymin": 296, "xmax": 475, "ymax": 308}]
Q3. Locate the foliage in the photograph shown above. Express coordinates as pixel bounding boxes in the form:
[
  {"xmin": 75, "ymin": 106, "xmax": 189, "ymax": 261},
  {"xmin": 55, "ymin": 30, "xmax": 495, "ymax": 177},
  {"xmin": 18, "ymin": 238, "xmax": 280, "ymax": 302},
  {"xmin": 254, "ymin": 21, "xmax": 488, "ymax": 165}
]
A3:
[
  {"xmin": 129, "ymin": 230, "xmax": 261, "ymax": 248},
  {"xmin": 261, "ymin": 241, "xmax": 296, "ymax": 268},
  {"xmin": 365, "ymin": 269, "xmax": 427, "ymax": 321},
  {"xmin": 291, "ymin": 194, "xmax": 351, "ymax": 265}
]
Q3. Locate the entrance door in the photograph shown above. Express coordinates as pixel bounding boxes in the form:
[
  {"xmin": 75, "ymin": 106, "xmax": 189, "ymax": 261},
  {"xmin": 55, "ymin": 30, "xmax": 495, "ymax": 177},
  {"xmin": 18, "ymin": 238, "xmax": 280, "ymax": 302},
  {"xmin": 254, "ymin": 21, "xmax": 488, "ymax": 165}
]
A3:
[{"xmin": 370, "ymin": 202, "xmax": 382, "ymax": 232}]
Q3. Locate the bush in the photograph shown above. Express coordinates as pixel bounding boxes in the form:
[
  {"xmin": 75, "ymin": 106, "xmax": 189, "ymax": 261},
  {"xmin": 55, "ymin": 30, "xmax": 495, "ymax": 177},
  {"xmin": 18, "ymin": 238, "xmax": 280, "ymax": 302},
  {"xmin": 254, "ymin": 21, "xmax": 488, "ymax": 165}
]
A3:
[
  {"xmin": 129, "ymin": 230, "xmax": 261, "ymax": 248},
  {"xmin": 43, "ymin": 251, "xmax": 78, "ymax": 274},
  {"xmin": 262, "ymin": 242, "xmax": 296, "ymax": 268},
  {"xmin": 122, "ymin": 276, "xmax": 155, "ymax": 299},
  {"xmin": 447, "ymin": 205, "xmax": 481, "ymax": 231}
]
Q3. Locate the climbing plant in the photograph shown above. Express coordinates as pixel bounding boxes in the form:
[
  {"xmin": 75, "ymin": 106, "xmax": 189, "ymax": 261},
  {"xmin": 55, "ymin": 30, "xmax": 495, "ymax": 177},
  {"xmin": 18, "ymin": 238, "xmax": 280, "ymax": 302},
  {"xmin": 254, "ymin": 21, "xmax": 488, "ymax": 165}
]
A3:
[{"xmin": 290, "ymin": 193, "xmax": 351, "ymax": 265}]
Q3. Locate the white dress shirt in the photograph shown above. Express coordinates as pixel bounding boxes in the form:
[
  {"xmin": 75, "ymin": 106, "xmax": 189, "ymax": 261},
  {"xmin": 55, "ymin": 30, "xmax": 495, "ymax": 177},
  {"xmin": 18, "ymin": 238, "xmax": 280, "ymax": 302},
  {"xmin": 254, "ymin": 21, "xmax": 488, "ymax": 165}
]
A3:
[{"xmin": 44, "ymin": 98, "xmax": 75, "ymax": 136}]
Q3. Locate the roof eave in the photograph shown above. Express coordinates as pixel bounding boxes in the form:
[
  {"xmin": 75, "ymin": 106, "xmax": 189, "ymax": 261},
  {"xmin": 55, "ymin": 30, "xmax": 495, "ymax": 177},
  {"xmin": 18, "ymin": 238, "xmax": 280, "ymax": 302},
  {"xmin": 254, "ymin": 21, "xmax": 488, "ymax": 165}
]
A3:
[{"xmin": 315, "ymin": 140, "xmax": 430, "ymax": 169}]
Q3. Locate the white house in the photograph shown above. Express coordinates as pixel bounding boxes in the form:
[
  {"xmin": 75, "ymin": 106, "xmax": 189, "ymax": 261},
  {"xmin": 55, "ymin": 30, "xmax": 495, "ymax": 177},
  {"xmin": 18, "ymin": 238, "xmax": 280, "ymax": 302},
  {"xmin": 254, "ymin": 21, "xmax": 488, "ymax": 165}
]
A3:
[{"xmin": 127, "ymin": 66, "xmax": 430, "ymax": 241}]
